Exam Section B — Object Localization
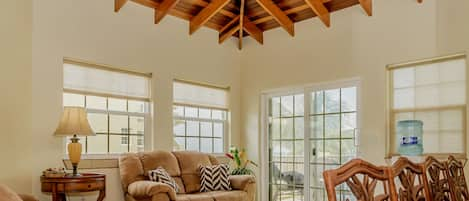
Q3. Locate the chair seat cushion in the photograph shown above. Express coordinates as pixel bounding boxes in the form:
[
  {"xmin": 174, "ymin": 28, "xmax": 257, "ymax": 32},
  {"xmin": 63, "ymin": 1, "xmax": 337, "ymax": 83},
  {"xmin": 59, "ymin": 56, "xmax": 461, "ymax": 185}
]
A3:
[{"xmin": 176, "ymin": 191, "xmax": 248, "ymax": 201}]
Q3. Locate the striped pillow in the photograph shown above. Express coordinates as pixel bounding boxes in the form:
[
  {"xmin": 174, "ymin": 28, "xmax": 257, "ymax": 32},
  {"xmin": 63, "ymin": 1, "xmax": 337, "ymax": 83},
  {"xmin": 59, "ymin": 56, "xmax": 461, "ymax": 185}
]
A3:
[
  {"xmin": 148, "ymin": 167, "xmax": 180, "ymax": 193},
  {"xmin": 199, "ymin": 164, "xmax": 232, "ymax": 192}
]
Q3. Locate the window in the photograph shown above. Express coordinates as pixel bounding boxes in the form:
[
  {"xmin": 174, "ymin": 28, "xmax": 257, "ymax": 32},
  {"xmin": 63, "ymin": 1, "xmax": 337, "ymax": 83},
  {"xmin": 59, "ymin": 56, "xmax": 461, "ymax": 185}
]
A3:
[
  {"xmin": 172, "ymin": 80, "xmax": 229, "ymax": 154},
  {"xmin": 387, "ymin": 54, "xmax": 467, "ymax": 157},
  {"xmin": 63, "ymin": 59, "xmax": 151, "ymax": 154}
]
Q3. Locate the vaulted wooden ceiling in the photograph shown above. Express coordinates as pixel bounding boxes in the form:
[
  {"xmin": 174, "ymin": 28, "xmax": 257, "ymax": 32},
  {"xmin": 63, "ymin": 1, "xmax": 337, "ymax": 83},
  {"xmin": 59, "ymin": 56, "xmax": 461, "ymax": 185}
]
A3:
[{"xmin": 115, "ymin": 0, "xmax": 423, "ymax": 49}]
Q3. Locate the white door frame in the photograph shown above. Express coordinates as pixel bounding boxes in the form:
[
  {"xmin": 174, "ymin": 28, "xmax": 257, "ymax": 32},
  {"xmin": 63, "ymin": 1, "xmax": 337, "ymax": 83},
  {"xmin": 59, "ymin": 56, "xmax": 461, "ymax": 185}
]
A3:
[{"xmin": 260, "ymin": 78, "xmax": 361, "ymax": 201}]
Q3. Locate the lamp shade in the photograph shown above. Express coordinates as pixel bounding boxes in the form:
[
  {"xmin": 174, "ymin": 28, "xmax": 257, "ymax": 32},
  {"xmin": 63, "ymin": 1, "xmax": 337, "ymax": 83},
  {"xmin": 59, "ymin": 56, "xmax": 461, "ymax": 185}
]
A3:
[{"xmin": 54, "ymin": 107, "xmax": 95, "ymax": 136}]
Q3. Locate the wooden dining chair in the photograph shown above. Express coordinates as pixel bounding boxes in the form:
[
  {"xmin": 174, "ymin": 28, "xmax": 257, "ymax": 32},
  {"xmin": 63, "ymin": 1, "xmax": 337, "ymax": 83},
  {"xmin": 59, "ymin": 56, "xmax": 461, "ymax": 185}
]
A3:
[
  {"xmin": 390, "ymin": 157, "xmax": 431, "ymax": 201},
  {"xmin": 424, "ymin": 156, "xmax": 453, "ymax": 201},
  {"xmin": 446, "ymin": 156, "xmax": 469, "ymax": 201},
  {"xmin": 323, "ymin": 159, "xmax": 393, "ymax": 201}
]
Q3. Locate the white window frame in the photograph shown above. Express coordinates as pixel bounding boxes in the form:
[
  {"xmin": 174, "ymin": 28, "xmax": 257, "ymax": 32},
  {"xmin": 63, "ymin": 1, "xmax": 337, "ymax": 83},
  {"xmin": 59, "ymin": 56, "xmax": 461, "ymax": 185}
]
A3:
[
  {"xmin": 385, "ymin": 53, "xmax": 468, "ymax": 159},
  {"xmin": 62, "ymin": 58, "xmax": 152, "ymax": 158},
  {"xmin": 260, "ymin": 78, "xmax": 361, "ymax": 201},
  {"xmin": 172, "ymin": 80, "xmax": 230, "ymax": 155}
]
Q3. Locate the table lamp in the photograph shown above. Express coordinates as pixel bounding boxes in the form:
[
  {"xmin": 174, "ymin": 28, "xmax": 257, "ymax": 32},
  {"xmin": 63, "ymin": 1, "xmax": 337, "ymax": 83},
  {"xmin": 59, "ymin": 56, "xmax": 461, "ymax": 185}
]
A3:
[{"xmin": 54, "ymin": 106, "xmax": 95, "ymax": 176}]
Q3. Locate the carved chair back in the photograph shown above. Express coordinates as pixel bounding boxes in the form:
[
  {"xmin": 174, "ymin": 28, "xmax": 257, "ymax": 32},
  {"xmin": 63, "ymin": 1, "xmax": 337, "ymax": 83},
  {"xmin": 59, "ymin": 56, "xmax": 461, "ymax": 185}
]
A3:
[
  {"xmin": 424, "ymin": 156, "xmax": 453, "ymax": 201},
  {"xmin": 390, "ymin": 157, "xmax": 431, "ymax": 201},
  {"xmin": 446, "ymin": 156, "xmax": 469, "ymax": 201},
  {"xmin": 323, "ymin": 159, "xmax": 394, "ymax": 201}
]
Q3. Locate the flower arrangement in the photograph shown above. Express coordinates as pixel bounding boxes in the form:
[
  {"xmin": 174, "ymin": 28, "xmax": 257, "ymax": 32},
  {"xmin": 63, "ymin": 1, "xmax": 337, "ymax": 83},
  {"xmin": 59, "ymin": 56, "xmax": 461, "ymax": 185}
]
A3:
[{"xmin": 225, "ymin": 146, "xmax": 258, "ymax": 175}]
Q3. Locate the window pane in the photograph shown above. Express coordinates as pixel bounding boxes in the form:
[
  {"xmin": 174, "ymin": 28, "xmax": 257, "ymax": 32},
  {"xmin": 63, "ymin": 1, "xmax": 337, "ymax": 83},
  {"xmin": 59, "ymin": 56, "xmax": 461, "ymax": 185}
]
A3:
[
  {"xmin": 86, "ymin": 96, "xmax": 106, "ymax": 110},
  {"xmin": 311, "ymin": 91, "xmax": 324, "ymax": 114},
  {"xmin": 87, "ymin": 135, "xmax": 108, "ymax": 154},
  {"xmin": 281, "ymin": 96, "xmax": 294, "ymax": 117},
  {"xmin": 200, "ymin": 138, "xmax": 213, "ymax": 153},
  {"xmin": 415, "ymin": 86, "xmax": 438, "ymax": 107},
  {"xmin": 281, "ymin": 118, "xmax": 294, "ymax": 140},
  {"xmin": 130, "ymin": 135, "xmax": 144, "ymax": 152},
  {"xmin": 174, "ymin": 120, "xmax": 185, "ymax": 136},
  {"xmin": 199, "ymin": 108, "xmax": 211, "ymax": 119},
  {"xmin": 325, "ymin": 89, "xmax": 340, "ymax": 113},
  {"xmin": 173, "ymin": 105, "xmax": 184, "ymax": 117},
  {"xmin": 440, "ymin": 132, "xmax": 464, "ymax": 153},
  {"xmin": 281, "ymin": 141, "xmax": 294, "ymax": 162},
  {"xmin": 200, "ymin": 122, "xmax": 212, "ymax": 137},
  {"xmin": 186, "ymin": 121, "xmax": 199, "ymax": 136},
  {"xmin": 393, "ymin": 67, "xmax": 415, "ymax": 88},
  {"xmin": 128, "ymin": 100, "xmax": 145, "ymax": 113},
  {"xmin": 294, "ymin": 94, "xmax": 304, "ymax": 116},
  {"xmin": 174, "ymin": 137, "xmax": 186, "ymax": 151},
  {"xmin": 129, "ymin": 116, "xmax": 144, "ymax": 134},
  {"xmin": 110, "ymin": 135, "xmax": 128, "ymax": 153},
  {"xmin": 186, "ymin": 137, "xmax": 199, "ymax": 151},
  {"xmin": 185, "ymin": 107, "xmax": 198, "ymax": 118},
  {"xmin": 310, "ymin": 116, "xmax": 323, "ymax": 139},
  {"xmin": 63, "ymin": 93, "xmax": 84, "ymax": 107},
  {"xmin": 214, "ymin": 138, "xmax": 223, "ymax": 153},
  {"xmin": 294, "ymin": 117, "xmax": 304, "ymax": 139},
  {"xmin": 271, "ymin": 97, "xmax": 281, "ymax": 118},
  {"xmin": 87, "ymin": 113, "xmax": 108, "ymax": 133},
  {"xmin": 341, "ymin": 87, "xmax": 356, "ymax": 112},
  {"xmin": 341, "ymin": 113, "xmax": 356, "ymax": 138},
  {"xmin": 109, "ymin": 98, "xmax": 127, "ymax": 112},
  {"xmin": 110, "ymin": 115, "xmax": 128, "ymax": 134},
  {"xmin": 325, "ymin": 114, "xmax": 340, "ymax": 138},
  {"xmin": 394, "ymin": 88, "xmax": 415, "ymax": 109},
  {"xmin": 440, "ymin": 109, "xmax": 463, "ymax": 130},
  {"xmin": 439, "ymin": 82, "xmax": 466, "ymax": 105},
  {"xmin": 324, "ymin": 140, "xmax": 340, "ymax": 164},
  {"xmin": 214, "ymin": 123, "xmax": 223, "ymax": 138},
  {"xmin": 271, "ymin": 119, "xmax": 280, "ymax": 140},
  {"xmin": 212, "ymin": 110, "xmax": 225, "ymax": 120}
]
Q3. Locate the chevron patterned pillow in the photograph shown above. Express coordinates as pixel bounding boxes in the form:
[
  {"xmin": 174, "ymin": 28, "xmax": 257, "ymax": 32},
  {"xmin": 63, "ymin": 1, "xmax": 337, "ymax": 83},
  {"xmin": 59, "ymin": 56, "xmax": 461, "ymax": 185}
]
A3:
[
  {"xmin": 199, "ymin": 164, "xmax": 232, "ymax": 192},
  {"xmin": 148, "ymin": 167, "xmax": 180, "ymax": 193}
]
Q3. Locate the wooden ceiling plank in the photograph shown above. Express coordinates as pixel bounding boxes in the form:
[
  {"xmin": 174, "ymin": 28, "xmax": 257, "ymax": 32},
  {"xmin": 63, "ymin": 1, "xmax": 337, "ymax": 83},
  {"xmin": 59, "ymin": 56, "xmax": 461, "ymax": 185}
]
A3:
[
  {"xmin": 219, "ymin": 25, "xmax": 240, "ymax": 44},
  {"xmin": 155, "ymin": 0, "xmax": 180, "ymax": 24},
  {"xmin": 252, "ymin": 4, "xmax": 308, "ymax": 24},
  {"xmin": 256, "ymin": 0, "xmax": 294, "ymax": 36},
  {"xmin": 418, "ymin": 0, "xmax": 423, "ymax": 3},
  {"xmin": 115, "ymin": 0, "xmax": 129, "ymax": 12},
  {"xmin": 304, "ymin": 0, "xmax": 330, "ymax": 27},
  {"xmin": 220, "ymin": 15, "xmax": 240, "ymax": 33},
  {"xmin": 359, "ymin": 0, "xmax": 372, "ymax": 16},
  {"xmin": 248, "ymin": 0, "xmax": 330, "ymax": 18},
  {"xmin": 130, "ymin": 0, "xmax": 158, "ymax": 8},
  {"xmin": 238, "ymin": 0, "xmax": 246, "ymax": 50},
  {"xmin": 243, "ymin": 16, "xmax": 263, "ymax": 44},
  {"xmin": 190, "ymin": 0, "xmax": 231, "ymax": 35}
]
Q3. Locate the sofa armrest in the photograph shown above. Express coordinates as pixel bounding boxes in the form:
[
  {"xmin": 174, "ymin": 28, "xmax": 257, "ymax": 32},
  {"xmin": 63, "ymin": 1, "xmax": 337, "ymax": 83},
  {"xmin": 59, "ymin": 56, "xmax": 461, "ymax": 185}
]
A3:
[
  {"xmin": 128, "ymin": 181, "xmax": 177, "ymax": 200},
  {"xmin": 18, "ymin": 194, "xmax": 38, "ymax": 201},
  {"xmin": 229, "ymin": 175, "xmax": 256, "ymax": 191}
]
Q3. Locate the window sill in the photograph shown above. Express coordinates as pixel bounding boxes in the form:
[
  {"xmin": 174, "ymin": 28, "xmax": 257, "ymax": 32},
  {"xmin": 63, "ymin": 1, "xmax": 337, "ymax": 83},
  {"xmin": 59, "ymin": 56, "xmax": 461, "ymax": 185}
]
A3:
[{"xmin": 62, "ymin": 154, "xmax": 120, "ymax": 170}]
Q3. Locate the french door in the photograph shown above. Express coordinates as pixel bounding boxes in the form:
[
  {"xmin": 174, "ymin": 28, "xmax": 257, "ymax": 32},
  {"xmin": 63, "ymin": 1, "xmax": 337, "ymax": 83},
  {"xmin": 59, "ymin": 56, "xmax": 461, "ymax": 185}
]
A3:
[{"xmin": 265, "ymin": 81, "xmax": 359, "ymax": 201}]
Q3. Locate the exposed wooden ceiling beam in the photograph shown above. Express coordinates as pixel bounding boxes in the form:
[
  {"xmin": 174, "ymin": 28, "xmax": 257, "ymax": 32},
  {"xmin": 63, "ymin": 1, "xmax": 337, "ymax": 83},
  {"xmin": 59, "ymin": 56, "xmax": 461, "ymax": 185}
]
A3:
[
  {"xmin": 256, "ymin": 0, "xmax": 294, "ymax": 36},
  {"xmin": 190, "ymin": 0, "xmax": 231, "ymax": 35},
  {"xmin": 304, "ymin": 0, "xmax": 330, "ymax": 27},
  {"xmin": 243, "ymin": 16, "xmax": 263, "ymax": 44},
  {"xmin": 220, "ymin": 16, "xmax": 240, "ymax": 33},
  {"xmin": 252, "ymin": 4, "xmax": 309, "ymax": 24},
  {"xmin": 359, "ymin": 0, "xmax": 372, "ymax": 16},
  {"xmin": 115, "ymin": 0, "xmax": 129, "ymax": 12},
  {"xmin": 238, "ymin": 0, "xmax": 246, "ymax": 50},
  {"xmin": 219, "ymin": 25, "xmax": 240, "ymax": 44},
  {"xmin": 155, "ymin": 0, "xmax": 180, "ymax": 24},
  {"xmin": 418, "ymin": 0, "xmax": 423, "ymax": 3}
]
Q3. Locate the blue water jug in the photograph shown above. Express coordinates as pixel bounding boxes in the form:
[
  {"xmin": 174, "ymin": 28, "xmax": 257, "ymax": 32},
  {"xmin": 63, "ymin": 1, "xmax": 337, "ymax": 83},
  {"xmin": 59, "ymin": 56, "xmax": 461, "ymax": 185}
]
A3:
[{"xmin": 397, "ymin": 120, "xmax": 423, "ymax": 156}]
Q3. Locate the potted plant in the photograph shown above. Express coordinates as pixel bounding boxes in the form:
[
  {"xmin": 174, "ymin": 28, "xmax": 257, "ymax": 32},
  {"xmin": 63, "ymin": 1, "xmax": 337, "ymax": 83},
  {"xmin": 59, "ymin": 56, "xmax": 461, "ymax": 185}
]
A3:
[{"xmin": 225, "ymin": 146, "xmax": 258, "ymax": 175}]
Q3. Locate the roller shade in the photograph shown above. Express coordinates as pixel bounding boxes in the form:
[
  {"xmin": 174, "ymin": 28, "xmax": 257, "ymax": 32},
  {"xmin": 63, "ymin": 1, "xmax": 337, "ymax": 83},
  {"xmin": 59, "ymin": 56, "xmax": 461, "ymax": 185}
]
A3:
[
  {"xmin": 63, "ymin": 61, "xmax": 151, "ymax": 101},
  {"xmin": 173, "ymin": 80, "xmax": 229, "ymax": 109}
]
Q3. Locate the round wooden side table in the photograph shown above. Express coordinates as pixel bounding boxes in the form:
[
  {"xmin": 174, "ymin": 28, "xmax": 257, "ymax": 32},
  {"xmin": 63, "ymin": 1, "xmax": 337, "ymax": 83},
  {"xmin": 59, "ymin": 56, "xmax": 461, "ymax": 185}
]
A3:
[{"xmin": 41, "ymin": 173, "xmax": 106, "ymax": 201}]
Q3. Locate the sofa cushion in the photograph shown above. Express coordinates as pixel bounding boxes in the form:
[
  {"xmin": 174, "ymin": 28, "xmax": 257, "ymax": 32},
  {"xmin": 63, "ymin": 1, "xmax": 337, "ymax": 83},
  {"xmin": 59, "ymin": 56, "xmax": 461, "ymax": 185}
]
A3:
[
  {"xmin": 173, "ymin": 177, "xmax": 186, "ymax": 194},
  {"xmin": 119, "ymin": 153, "xmax": 146, "ymax": 192},
  {"xmin": 175, "ymin": 191, "xmax": 247, "ymax": 201},
  {"xmin": 148, "ymin": 167, "xmax": 180, "ymax": 193},
  {"xmin": 199, "ymin": 164, "xmax": 231, "ymax": 192},
  {"xmin": 140, "ymin": 151, "xmax": 181, "ymax": 177},
  {"xmin": 172, "ymin": 151, "xmax": 214, "ymax": 193}
]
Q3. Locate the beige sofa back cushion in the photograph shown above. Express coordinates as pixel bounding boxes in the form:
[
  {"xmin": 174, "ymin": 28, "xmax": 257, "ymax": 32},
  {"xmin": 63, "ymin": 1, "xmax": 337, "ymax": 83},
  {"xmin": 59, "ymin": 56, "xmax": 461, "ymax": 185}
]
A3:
[
  {"xmin": 119, "ymin": 153, "xmax": 146, "ymax": 192},
  {"xmin": 140, "ymin": 151, "xmax": 181, "ymax": 177},
  {"xmin": 172, "ymin": 151, "xmax": 219, "ymax": 193}
]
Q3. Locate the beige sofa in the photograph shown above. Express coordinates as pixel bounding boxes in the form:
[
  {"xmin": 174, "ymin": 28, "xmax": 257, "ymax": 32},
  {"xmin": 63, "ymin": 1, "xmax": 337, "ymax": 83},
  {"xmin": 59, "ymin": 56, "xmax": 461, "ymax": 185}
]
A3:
[
  {"xmin": 119, "ymin": 151, "xmax": 256, "ymax": 201},
  {"xmin": 0, "ymin": 184, "xmax": 38, "ymax": 201}
]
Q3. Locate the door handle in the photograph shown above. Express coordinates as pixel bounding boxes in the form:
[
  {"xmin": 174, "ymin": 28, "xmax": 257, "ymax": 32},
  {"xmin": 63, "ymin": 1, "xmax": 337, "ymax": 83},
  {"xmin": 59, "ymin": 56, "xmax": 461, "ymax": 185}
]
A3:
[{"xmin": 312, "ymin": 148, "xmax": 316, "ymax": 156}]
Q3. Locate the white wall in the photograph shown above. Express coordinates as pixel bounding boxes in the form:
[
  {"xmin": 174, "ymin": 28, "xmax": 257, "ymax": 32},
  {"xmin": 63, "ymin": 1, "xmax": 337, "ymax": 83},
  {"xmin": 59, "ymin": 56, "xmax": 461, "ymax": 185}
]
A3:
[
  {"xmin": 0, "ymin": 0, "xmax": 33, "ymax": 194},
  {"xmin": 32, "ymin": 0, "xmax": 241, "ymax": 200},
  {"xmin": 239, "ymin": 0, "xmax": 469, "ymax": 200}
]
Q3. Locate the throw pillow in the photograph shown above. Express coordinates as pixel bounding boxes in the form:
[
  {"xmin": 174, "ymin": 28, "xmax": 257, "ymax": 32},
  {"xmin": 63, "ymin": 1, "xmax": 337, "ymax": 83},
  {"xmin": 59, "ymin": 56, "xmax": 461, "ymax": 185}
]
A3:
[
  {"xmin": 199, "ymin": 164, "xmax": 232, "ymax": 192},
  {"xmin": 148, "ymin": 167, "xmax": 180, "ymax": 193}
]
